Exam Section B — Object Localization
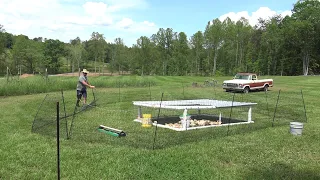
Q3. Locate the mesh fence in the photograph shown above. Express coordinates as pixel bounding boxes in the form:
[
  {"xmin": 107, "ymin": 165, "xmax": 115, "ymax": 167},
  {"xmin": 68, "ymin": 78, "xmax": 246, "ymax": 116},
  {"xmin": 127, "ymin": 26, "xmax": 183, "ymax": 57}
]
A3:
[
  {"xmin": 31, "ymin": 82, "xmax": 307, "ymax": 150},
  {"xmin": 31, "ymin": 89, "xmax": 97, "ymax": 139},
  {"xmin": 31, "ymin": 91, "xmax": 69, "ymax": 139}
]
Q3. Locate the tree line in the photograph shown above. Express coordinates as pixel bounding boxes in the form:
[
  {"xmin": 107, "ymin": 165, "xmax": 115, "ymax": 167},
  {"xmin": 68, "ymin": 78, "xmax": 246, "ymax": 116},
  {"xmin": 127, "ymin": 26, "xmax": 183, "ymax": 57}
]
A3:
[{"xmin": 0, "ymin": 0, "xmax": 319, "ymax": 76}]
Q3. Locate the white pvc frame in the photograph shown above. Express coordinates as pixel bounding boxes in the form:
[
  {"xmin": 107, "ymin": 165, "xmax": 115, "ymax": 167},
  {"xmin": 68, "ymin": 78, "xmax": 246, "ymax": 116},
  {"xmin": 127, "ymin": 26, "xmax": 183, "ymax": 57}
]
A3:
[{"xmin": 133, "ymin": 99, "xmax": 257, "ymax": 131}]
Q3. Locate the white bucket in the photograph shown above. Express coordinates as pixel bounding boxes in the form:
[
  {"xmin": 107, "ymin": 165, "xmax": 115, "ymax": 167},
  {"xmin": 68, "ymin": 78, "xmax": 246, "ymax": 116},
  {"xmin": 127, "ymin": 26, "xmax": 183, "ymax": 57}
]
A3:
[{"xmin": 290, "ymin": 122, "xmax": 304, "ymax": 136}]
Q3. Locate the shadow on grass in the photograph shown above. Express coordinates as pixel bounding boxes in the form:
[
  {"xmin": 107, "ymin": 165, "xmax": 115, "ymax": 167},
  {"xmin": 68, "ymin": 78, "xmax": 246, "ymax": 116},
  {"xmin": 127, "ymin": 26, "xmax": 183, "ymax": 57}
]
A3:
[{"xmin": 243, "ymin": 163, "xmax": 320, "ymax": 179}]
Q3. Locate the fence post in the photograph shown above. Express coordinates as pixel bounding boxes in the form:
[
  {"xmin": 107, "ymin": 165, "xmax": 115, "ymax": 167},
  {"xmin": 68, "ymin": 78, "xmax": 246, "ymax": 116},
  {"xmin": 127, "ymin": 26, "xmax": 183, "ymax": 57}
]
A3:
[
  {"xmin": 301, "ymin": 89, "xmax": 308, "ymax": 123},
  {"xmin": 56, "ymin": 102, "xmax": 61, "ymax": 180},
  {"xmin": 153, "ymin": 92, "xmax": 164, "ymax": 150}
]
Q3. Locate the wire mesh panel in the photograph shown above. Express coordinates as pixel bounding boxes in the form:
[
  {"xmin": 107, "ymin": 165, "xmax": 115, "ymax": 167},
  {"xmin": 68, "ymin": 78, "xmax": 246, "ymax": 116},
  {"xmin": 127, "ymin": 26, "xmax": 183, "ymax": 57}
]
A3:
[
  {"xmin": 31, "ymin": 89, "xmax": 99, "ymax": 139},
  {"xmin": 30, "ymin": 81, "xmax": 308, "ymax": 150},
  {"xmin": 31, "ymin": 92, "xmax": 68, "ymax": 139},
  {"xmin": 271, "ymin": 90, "xmax": 307, "ymax": 126}
]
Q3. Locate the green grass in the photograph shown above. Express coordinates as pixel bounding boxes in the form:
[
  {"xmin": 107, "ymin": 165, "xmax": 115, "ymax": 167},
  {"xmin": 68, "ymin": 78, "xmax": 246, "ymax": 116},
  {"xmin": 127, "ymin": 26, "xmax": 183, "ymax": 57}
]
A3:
[{"xmin": 1, "ymin": 75, "xmax": 320, "ymax": 179}]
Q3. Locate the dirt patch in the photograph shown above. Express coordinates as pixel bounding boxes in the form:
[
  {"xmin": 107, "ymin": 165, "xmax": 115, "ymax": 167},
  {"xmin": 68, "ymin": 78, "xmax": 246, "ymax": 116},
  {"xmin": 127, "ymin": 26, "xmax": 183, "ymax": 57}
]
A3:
[
  {"xmin": 54, "ymin": 73, "xmax": 81, "ymax": 77},
  {"xmin": 54, "ymin": 72, "xmax": 114, "ymax": 77},
  {"xmin": 20, "ymin": 74, "xmax": 35, "ymax": 78},
  {"xmin": 54, "ymin": 72, "xmax": 131, "ymax": 76},
  {"xmin": 18, "ymin": 72, "xmax": 129, "ymax": 78}
]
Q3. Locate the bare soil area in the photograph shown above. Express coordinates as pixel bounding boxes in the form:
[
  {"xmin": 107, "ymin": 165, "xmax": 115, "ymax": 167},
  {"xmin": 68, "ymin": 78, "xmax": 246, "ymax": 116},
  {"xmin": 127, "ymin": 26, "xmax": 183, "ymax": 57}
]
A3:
[
  {"xmin": 20, "ymin": 74, "xmax": 35, "ymax": 78},
  {"xmin": 19, "ymin": 72, "xmax": 129, "ymax": 78}
]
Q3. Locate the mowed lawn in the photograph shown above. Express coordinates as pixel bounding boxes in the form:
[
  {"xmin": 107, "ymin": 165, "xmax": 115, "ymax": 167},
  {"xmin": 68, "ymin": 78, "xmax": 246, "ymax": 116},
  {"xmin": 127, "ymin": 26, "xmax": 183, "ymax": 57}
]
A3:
[{"xmin": 0, "ymin": 75, "xmax": 320, "ymax": 179}]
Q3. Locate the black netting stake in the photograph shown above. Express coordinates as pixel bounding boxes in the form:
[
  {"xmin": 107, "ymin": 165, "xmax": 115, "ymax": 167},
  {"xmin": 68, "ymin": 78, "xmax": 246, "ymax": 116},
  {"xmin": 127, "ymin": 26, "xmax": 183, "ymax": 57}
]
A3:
[
  {"xmin": 272, "ymin": 89, "xmax": 281, "ymax": 127},
  {"xmin": 227, "ymin": 92, "xmax": 235, "ymax": 136},
  {"xmin": 56, "ymin": 101, "xmax": 61, "ymax": 180},
  {"xmin": 301, "ymin": 89, "xmax": 308, "ymax": 123},
  {"xmin": 61, "ymin": 89, "xmax": 68, "ymax": 139},
  {"xmin": 152, "ymin": 92, "xmax": 164, "ymax": 150}
]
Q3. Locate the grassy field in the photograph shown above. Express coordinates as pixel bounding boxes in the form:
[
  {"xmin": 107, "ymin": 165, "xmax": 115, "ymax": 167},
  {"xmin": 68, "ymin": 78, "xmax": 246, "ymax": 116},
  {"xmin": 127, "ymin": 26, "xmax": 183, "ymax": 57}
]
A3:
[{"xmin": 0, "ymin": 75, "xmax": 320, "ymax": 179}]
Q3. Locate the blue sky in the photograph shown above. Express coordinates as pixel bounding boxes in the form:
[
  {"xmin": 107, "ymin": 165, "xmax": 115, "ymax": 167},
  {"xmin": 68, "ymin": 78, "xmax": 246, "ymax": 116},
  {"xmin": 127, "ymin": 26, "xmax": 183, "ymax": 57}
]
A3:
[{"xmin": 0, "ymin": 0, "xmax": 296, "ymax": 46}]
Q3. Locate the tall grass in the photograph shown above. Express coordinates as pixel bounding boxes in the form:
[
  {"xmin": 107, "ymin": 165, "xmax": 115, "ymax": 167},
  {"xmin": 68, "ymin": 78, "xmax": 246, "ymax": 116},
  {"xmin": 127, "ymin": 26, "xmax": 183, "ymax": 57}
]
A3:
[{"xmin": 0, "ymin": 75, "xmax": 157, "ymax": 96}]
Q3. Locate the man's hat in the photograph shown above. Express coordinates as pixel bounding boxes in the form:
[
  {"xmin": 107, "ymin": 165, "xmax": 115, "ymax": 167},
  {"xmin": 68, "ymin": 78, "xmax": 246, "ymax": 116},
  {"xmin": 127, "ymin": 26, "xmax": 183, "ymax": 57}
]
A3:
[{"xmin": 82, "ymin": 69, "xmax": 89, "ymax": 74}]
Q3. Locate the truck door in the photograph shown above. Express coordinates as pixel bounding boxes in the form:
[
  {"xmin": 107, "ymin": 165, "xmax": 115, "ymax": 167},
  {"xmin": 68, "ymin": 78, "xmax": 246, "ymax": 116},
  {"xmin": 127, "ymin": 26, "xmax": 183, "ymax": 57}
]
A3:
[
  {"xmin": 252, "ymin": 74, "xmax": 263, "ymax": 88},
  {"xmin": 249, "ymin": 75, "xmax": 257, "ymax": 89}
]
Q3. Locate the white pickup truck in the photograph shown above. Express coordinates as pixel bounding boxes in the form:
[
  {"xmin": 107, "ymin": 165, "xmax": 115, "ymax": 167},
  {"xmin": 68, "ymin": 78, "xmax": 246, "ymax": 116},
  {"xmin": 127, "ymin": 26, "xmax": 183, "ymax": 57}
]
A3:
[{"xmin": 222, "ymin": 73, "xmax": 273, "ymax": 93}]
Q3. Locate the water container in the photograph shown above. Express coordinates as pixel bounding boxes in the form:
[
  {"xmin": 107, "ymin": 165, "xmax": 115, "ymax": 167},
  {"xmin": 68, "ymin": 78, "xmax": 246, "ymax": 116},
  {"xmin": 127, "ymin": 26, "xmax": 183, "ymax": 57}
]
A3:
[
  {"xmin": 290, "ymin": 122, "xmax": 304, "ymax": 136},
  {"xmin": 142, "ymin": 114, "xmax": 152, "ymax": 127}
]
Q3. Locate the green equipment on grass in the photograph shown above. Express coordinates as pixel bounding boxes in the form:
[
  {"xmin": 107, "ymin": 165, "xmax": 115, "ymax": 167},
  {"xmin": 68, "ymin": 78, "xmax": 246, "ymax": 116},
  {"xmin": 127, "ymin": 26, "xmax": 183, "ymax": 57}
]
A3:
[{"xmin": 97, "ymin": 125, "xmax": 126, "ymax": 137}]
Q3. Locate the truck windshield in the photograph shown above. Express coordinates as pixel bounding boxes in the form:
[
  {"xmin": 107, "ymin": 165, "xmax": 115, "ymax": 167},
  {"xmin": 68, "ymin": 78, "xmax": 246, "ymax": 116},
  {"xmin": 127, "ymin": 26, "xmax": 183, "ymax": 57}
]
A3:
[{"xmin": 234, "ymin": 74, "xmax": 249, "ymax": 80}]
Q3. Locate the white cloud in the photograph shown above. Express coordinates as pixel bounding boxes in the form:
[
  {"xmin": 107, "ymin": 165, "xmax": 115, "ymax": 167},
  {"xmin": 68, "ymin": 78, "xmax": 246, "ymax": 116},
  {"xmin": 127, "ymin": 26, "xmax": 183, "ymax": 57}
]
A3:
[
  {"xmin": 112, "ymin": 20, "xmax": 157, "ymax": 44},
  {"xmin": 1, "ymin": 1, "xmax": 292, "ymax": 47},
  {"xmin": 0, "ymin": 0, "xmax": 60, "ymax": 15},
  {"xmin": 115, "ymin": 18, "xmax": 156, "ymax": 31},
  {"xmin": 116, "ymin": 18, "xmax": 134, "ymax": 29},
  {"xmin": 0, "ymin": 0, "xmax": 156, "ymax": 46},
  {"xmin": 104, "ymin": 0, "xmax": 148, "ymax": 12},
  {"xmin": 219, "ymin": 7, "xmax": 292, "ymax": 26},
  {"xmin": 83, "ymin": 2, "xmax": 108, "ymax": 16},
  {"xmin": 143, "ymin": 21, "xmax": 155, "ymax": 27}
]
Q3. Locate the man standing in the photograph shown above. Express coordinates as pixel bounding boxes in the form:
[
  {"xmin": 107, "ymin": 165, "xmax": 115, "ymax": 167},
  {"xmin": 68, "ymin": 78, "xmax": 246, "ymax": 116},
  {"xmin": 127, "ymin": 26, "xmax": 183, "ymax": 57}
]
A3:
[{"xmin": 76, "ymin": 69, "xmax": 95, "ymax": 107}]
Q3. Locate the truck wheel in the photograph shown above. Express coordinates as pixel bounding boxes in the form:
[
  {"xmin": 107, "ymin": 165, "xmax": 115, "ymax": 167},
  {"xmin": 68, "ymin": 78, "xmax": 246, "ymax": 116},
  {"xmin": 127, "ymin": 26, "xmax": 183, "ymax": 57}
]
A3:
[
  {"xmin": 243, "ymin": 87, "xmax": 250, "ymax": 93},
  {"xmin": 263, "ymin": 85, "xmax": 269, "ymax": 92}
]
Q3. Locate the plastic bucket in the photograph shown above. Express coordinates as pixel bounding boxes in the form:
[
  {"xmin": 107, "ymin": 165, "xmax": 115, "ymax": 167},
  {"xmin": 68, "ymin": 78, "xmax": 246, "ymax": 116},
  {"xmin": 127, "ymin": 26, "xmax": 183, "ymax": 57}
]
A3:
[
  {"xmin": 142, "ymin": 114, "xmax": 152, "ymax": 127},
  {"xmin": 290, "ymin": 122, "xmax": 303, "ymax": 136}
]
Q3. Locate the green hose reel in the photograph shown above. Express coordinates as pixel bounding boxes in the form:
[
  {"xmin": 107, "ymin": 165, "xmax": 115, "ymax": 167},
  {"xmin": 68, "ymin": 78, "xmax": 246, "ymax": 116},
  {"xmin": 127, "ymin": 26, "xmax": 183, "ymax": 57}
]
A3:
[{"xmin": 98, "ymin": 125, "xmax": 126, "ymax": 137}]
